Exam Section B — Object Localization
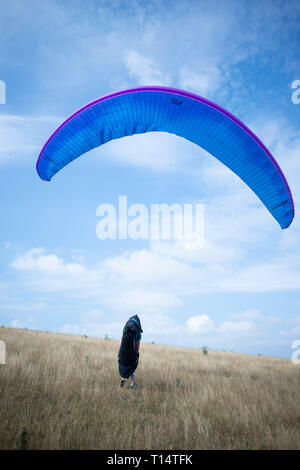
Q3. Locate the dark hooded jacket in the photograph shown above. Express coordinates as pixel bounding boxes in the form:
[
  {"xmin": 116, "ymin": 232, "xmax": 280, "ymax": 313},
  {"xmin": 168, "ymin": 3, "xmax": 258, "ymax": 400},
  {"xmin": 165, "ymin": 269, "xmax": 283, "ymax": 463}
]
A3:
[{"xmin": 118, "ymin": 315, "xmax": 143, "ymax": 379}]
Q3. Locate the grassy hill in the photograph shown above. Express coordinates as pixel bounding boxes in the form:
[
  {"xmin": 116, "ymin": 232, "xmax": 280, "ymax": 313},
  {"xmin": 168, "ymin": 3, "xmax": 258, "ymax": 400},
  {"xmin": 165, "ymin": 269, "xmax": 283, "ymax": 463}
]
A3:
[{"xmin": 0, "ymin": 327, "xmax": 299, "ymax": 450}]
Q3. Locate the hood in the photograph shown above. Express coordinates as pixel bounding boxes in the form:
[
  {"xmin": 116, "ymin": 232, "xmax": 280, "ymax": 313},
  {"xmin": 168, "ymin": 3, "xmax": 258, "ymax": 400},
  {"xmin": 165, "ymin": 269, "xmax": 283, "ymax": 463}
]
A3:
[{"xmin": 125, "ymin": 314, "xmax": 143, "ymax": 333}]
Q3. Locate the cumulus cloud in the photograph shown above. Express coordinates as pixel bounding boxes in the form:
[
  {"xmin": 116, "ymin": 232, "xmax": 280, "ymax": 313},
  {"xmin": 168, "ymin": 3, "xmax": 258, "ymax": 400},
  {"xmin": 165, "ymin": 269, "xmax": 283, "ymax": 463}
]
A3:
[
  {"xmin": 11, "ymin": 248, "xmax": 86, "ymax": 277},
  {"xmin": 183, "ymin": 311, "xmax": 286, "ymax": 351},
  {"xmin": 7, "ymin": 245, "xmax": 300, "ymax": 352},
  {"xmin": 60, "ymin": 309, "xmax": 299, "ymax": 350},
  {"xmin": 186, "ymin": 313, "xmax": 257, "ymax": 338},
  {"xmin": 10, "ymin": 240, "xmax": 300, "ymax": 306},
  {"xmin": 186, "ymin": 314, "xmax": 215, "ymax": 334}
]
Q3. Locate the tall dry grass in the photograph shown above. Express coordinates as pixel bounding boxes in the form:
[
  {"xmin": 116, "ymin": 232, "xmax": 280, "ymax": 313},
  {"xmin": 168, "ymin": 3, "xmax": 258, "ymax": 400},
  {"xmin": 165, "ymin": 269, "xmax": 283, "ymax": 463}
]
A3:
[{"xmin": 0, "ymin": 327, "xmax": 299, "ymax": 449}]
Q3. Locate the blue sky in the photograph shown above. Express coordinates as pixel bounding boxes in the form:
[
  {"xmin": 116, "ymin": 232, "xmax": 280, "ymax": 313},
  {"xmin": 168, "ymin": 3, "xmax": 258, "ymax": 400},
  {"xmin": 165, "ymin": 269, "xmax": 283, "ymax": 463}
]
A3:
[{"xmin": 0, "ymin": 0, "xmax": 300, "ymax": 358}]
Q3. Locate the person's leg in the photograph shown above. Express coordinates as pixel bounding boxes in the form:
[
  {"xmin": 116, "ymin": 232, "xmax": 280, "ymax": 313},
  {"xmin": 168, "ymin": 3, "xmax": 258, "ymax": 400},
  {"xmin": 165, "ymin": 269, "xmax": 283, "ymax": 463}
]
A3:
[
  {"xmin": 120, "ymin": 377, "xmax": 127, "ymax": 387},
  {"xmin": 130, "ymin": 370, "xmax": 137, "ymax": 388}
]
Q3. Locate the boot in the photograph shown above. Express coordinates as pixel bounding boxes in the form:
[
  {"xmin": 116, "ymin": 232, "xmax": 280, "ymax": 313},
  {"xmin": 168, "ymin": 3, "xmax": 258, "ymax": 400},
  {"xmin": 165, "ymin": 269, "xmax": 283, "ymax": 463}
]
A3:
[{"xmin": 120, "ymin": 378, "xmax": 126, "ymax": 387}]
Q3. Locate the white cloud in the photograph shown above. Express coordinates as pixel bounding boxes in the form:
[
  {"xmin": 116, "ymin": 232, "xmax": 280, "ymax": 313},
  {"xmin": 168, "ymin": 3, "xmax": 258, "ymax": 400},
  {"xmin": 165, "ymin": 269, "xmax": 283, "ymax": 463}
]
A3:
[
  {"xmin": 7, "ymin": 244, "xmax": 300, "ymax": 353},
  {"xmin": 123, "ymin": 50, "xmax": 171, "ymax": 86},
  {"xmin": 186, "ymin": 314, "xmax": 257, "ymax": 338},
  {"xmin": 221, "ymin": 254, "xmax": 300, "ymax": 292},
  {"xmin": 9, "ymin": 247, "xmax": 191, "ymax": 314},
  {"xmin": 10, "ymin": 316, "xmax": 36, "ymax": 328},
  {"xmin": 0, "ymin": 115, "xmax": 62, "ymax": 163},
  {"xmin": 10, "ymin": 319, "xmax": 25, "ymax": 328},
  {"xmin": 278, "ymin": 317, "xmax": 300, "ymax": 338},
  {"xmin": 184, "ymin": 313, "xmax": 261, "ymax": 352},
  {"xmin": 61, "ymin": 310, "xmax": 180, "ymax": 340},
  {"xmin": 103, "ymin": 249, "xmax": 198, "ymax": 289},
  {"xmin": 58, "ymin": 309, "xmax": 294, "ymax": 352},
  {"xmin": 102, "ymin": 131, "xmax": 197, "ymax": 172},
  {"xmin": 186, "ymin": 314, "xmax": 215, "ymax": 334},
  {"xmin": 179, "ymin": 64, "xmax": 224, "ymax": 97},
  {"xmin": 141, "ymin": 312, "xmax": 179, "ymax": 336},
  {"xmin": 11, "ymin": 248, "xmax": 86, "ymax": 277},
  {"xmin": 9, "ymin": 238, "xmax": 300, "ymax": 309}
]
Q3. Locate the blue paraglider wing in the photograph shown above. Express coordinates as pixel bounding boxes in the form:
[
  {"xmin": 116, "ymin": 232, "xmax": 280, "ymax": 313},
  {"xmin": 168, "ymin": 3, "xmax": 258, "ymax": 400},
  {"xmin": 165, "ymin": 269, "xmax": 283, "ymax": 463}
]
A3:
[{"xmin": 36, "ymin": 86, "xmax": 294, "ymax": 229}]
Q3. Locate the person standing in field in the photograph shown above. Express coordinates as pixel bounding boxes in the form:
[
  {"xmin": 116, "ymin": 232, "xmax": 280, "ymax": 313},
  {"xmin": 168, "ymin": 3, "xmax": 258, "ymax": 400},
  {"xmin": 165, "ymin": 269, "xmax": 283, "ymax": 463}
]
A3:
[{"xmin": 118, "ymin": 315, "xmax": 142, "ymax": 389}]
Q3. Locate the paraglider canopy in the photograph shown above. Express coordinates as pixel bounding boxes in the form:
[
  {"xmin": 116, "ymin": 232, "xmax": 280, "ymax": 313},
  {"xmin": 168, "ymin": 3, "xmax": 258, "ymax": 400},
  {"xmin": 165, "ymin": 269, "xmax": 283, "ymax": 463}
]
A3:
[{"xmin": 36, "ymin": 86, "xmax": 294, "ymax": 229}]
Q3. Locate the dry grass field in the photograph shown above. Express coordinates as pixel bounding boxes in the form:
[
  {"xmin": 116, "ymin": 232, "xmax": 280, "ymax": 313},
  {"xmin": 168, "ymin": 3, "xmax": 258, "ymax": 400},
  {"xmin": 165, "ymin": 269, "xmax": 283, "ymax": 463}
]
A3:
[{"xmin": 0, "ymin": 327, "xmax": 299, "ymax": 450}]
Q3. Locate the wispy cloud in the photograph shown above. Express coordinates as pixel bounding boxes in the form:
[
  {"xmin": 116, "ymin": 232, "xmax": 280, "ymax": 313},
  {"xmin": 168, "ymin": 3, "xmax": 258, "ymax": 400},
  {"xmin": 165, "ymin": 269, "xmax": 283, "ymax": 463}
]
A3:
[
  {"xmin": 123, "ymin": 50, "xmax": 171, "ymax": 86},
  {"xmin": 179, "ymin": 64, "xmax": 224, "ymax": 97},
  {"xmin": 0, "ymin": 115, "xmax": 63, "ymax": 164}
]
